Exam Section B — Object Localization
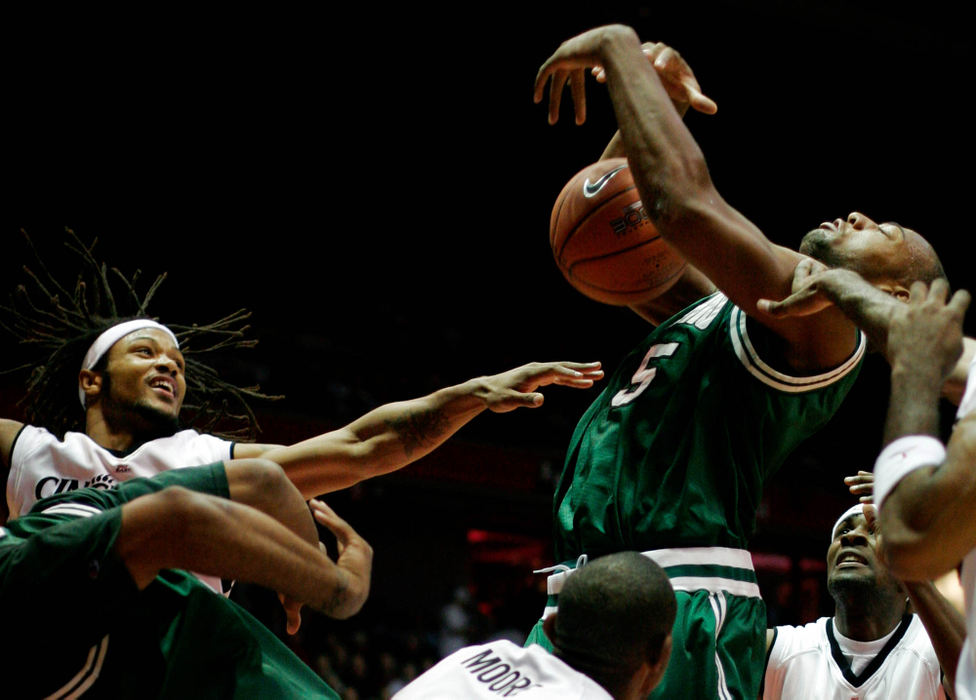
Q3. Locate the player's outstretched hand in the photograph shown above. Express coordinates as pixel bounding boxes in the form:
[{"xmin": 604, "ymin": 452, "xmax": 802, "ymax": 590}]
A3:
[
  {"xmin": 592, "ymin": 41, "xmax": 717, "ymax": 117},
  {"xmin": 310, "ymin": 499, "xmax": 373, "ymax": 620},
  {"xmin": 478, "ymin": 361, "xmax": 604, "ymax": 413},
  {"xmin": 534, "ymin": 24, "xmax": 640, "ymax": 125}
]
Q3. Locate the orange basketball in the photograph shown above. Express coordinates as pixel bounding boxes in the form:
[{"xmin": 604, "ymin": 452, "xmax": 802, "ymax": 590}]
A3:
[{"xmin": 550, "ymin": 158, "xmax": 687, "ymax": 306}]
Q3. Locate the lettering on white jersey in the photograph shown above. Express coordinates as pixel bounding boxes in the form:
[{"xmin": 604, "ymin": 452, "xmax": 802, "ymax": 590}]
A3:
[
  {"xmin": 460, "ymin": 648, "xmax": 541, "ymax": 696},
  {"xmin": 35, "ymin": 473, "xmax": 119, "ymax": 501}
]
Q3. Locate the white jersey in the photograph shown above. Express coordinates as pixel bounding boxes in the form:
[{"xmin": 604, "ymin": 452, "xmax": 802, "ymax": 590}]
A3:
[
  {"xmin": 6, "ymin": 425, "xmax": 235, "ymax": 595},
  {"xmin": 392, "ymin": 641, "xmax": 612, "ymax": 699},
  {"xmin": 763, "ymin": 615, "xmax": 946, "ymax": 699},
  {"xmin": 6, "ymin": 425, "xmax": 233, "ymax": 519},
  {"xmin": 953, "ymin": 352, "xmax": 976, "ymax": 700}
]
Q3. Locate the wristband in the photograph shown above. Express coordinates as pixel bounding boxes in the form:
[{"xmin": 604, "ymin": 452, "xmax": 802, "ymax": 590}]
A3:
[{"xmin": 873, "ymin": 435, "xmax": 946, "ymax": 508}]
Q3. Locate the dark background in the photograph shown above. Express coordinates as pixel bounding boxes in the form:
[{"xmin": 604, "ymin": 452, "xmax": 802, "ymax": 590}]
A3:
[{"xmin": 5, "ymin": 1, "xmax": 974, "ymax": 692}]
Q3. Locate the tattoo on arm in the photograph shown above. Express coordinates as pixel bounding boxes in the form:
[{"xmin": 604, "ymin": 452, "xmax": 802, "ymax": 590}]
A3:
[{"xmin": 386, "ymin": 408, "xmax": 450, "ymax": 458}]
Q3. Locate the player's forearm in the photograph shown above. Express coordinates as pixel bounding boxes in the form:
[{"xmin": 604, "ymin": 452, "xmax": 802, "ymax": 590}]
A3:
[
  {"xmin": 903, "ymin": 579, "xmax": 965, "ymax": 690},
  {"xmin": 884, "ymin": 365, "xmax": 944, "ymax": 443},
  {"xmin": 263, "ymin": 380, "xmax": 488, "ymax": 497},
  {"xmin": 878, "ymin": 367, "xmax": 951, "ymax": 576},
  {"xmin": 118, "ymin": 489, "xmax": 367, "ymax": 617},
  {"xmin": 881, "ymin": 425, "xmax": 976, "ymax": 580},
  {"xmin": 599, "ymin": 83, "xmax": 693, "ymax": 162},
  {"xmin": 601, "ymin": 30, "xmax": 710, "ymax": 229},
  {"xmin": 597, "ymin": 29, "xmax": 799, "ymax": 316}
]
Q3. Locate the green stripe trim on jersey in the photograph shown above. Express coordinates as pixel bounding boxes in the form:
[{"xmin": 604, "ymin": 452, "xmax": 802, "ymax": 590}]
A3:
[{"xmin": 729, "ymin": 306, "xmax": 865, "ymax": 392}]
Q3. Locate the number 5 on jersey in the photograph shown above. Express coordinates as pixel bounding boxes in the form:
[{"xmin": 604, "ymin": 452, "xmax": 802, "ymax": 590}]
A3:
[{"xmin": 611, "ymin": 343, "xmax": 679, "ymax": 407}]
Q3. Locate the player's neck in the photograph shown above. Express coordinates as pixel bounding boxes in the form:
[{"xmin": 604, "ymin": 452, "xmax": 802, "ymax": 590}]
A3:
[
  {"xmin": 833, "ymin": 597, "xmax": 906, "ymax": 642},
  {"xmin": 85, "ymin": 406, "xmax": 174, "ymax": 453},
  {"xmin": 86, "ymin": 411, "xmax": 140, "ymax": 452}
]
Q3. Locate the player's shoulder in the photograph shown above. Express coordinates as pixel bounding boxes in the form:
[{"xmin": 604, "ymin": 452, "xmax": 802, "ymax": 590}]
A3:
[
  {"xmin": 902, "ymin": 613, "xmax": 942, "ymax": 655},
  {"xmin": 162, "ymin": 428, "xmax": 233, "ymax": 448},
  {"xmin": 770, "ymin": 618, "xmax": 829, "ymax": 657}
]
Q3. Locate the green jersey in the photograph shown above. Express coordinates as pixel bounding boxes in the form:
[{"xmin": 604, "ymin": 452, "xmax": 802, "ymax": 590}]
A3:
[
  {"xmin": 553, "ymin": 292, "xmax": 864, "ymax": 562},
  {"xmin": 0, "ymin": 464, "xmax": 339, "ymax": 699}
]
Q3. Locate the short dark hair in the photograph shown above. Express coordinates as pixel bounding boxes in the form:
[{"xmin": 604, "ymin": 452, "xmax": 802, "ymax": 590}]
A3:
[{"xmin": 551, "ymin": 552, "xmax": 676, "ymax": 690}]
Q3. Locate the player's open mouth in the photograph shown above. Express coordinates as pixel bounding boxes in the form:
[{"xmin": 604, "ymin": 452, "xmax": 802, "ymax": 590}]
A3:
[
  {"xmin": 835, "ymin": 551, "xmax": 868, "ymax": 568},
  {"xmin": 149, "ymin": 377, "xmax": 177, "ymax": 398}
]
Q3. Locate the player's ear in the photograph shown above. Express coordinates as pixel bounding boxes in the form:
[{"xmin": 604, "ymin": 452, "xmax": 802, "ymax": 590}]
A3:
[
  {"xmin": 644, "ymin": 633, "xmax": 673, "ymax": 692},
  {"xmin": 79, "ymin": 369, "xmax": 104, "ymax": 406}
]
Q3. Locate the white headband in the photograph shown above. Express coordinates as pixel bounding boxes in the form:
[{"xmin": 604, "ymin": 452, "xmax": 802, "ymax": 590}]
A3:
[
  {"xmin": 830, "ymin": 504, "xmax": 865, "ymax": 541},
  {"xmin": 79, "ymin": 320, "xmax": 179, "ymax": 407}
]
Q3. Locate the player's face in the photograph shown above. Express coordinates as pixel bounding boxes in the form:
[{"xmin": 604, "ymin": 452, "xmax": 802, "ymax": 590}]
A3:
[
  {"xmin": 101, "ymin": 328, "xmax": 187, "ymax": 423},
  {"xmin": 826, "ymin": 512, "xmax": 896, "ymax": 591},
  {"xmin": 798, "ymin": 212, "xmax": 918, "ymax": 280}
]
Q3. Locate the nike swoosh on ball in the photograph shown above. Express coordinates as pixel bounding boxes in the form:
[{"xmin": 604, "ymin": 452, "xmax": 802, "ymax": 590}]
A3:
[{"xmin": 582, "ymin": 165, "xmax": 627, "ymax": 198}]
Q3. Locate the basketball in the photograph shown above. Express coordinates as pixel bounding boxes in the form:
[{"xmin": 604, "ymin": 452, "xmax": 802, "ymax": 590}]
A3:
[{"xmin": 550, "ymin": 158, "xmax": 687, "ymax": 306}]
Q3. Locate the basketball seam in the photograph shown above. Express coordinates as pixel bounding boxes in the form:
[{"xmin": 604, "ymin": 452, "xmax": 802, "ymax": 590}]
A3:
[
  {"xmin": 555, "ymin": 185, "xmax": 642, "ymax": 264},
  {"xmin": 550, "ymin": 183, "xmax": 573, "ymax": 249},
  {"xmin": 565, "ymin": 235, "xmax": 665, "ymax": 269},
  {"xmin": 568, "ymin": 260, "xmax": 685, "ymax": 296}
]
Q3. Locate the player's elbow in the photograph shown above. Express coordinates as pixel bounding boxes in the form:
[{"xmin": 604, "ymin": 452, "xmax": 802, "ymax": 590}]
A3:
[
  {"xmin": 647, "ymin": 161, "xmax": 718, "ymax": 232},
  {"xmin": 225, "ymin": 457, "xmax": 296, "ymax": 509}
]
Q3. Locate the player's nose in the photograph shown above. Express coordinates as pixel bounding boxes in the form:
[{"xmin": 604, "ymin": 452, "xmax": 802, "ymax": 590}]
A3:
[
  {"xmin": 846, "ymin": 212, "xmax": 876, "ymax": 230},
  {"xmin": 156, "ymin": 355, "xmax": 180, "ymax": 373}
]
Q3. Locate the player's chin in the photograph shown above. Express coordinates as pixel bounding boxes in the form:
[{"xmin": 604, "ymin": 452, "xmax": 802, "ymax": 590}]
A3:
[
  {"xmin": 797, "ymin": 231, "xmax": 839, "ymax": 264},
  {"xmin": 134, "ymin": 400, "xmax": 182, "ymax": 431}
]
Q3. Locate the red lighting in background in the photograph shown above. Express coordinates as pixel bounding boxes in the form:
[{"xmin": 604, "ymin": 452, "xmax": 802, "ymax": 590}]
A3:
[{"xmin": 466, "ymin": 529, "xmax": 548, "ymax": 568}]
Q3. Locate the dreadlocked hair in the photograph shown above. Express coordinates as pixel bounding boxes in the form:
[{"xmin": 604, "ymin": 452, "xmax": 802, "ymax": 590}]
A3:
[{"xmin": 0, "ymin": 227, "xmax": 281, "ymax": 440}]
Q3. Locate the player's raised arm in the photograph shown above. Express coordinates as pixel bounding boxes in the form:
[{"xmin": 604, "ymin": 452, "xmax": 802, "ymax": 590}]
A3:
[
  {"xmin": 597, "ymin": 41, "xmax": 717, "ymax": 162},
  {"xmin": 234, "ymin": 360, "xmax": 604, "ymax": 498},
  {"xmin": 535, "ymin": 25, "xmax": 858, "ymax": 371},
  {"xmin": 873, "ymin": 281, "xmax": 975, "ymax": 580}
]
